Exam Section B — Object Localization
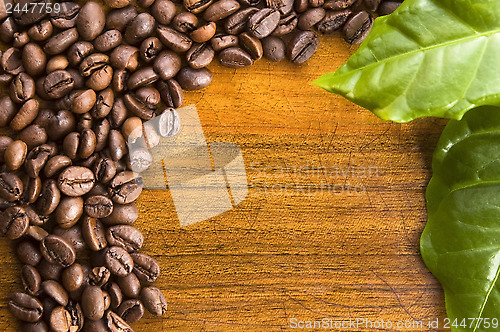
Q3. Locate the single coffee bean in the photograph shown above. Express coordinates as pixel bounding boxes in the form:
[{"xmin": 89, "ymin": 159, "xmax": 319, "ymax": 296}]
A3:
[
  {"xmin": 108, "ymin": 171, "xmax": 142, "ymax": 204},
  {"xmin": 41, "ymin": 280, "xmax": 69, "ymax": 306},
  {"xmin": 86, "ymin": 64, "xmax": 113, "ymax": 91},
  {"xmin": 106, "ymin": 310, "xmax": 134, "ymax": 332},
  {"xmin": 218, "ymin": 47, "xmax": 253, "ymax": 68},
  {"xmin": 0, "ymin": 96, "xmax": 17, "ymax": 127},
  {"xmin": 117, "ymin": 269, "xmax": 141, "ymax": 299},
  {"xmin": 70, "ymin": 89, "xmax": 97, "ymax": 115},
  {"xmin": 0, "ymin": 172, "xmax": 23, "ymax": 202},
  {"xmin": 239, "ymin": 32, "xmax": 263, "ymax": 60},
  {"xmin": 12, "ymin": 31, "xmax": 30, "ymax": 49},
  {"xmin": 136, "ymin": 87, "xmax": 162, "ymax": 108},
  {"xmin": 82, "ymin": 216, "xmax": 108, "ymax": 251},
  {"xmin": 323, "ymin": 0, "xmax": 356, "ymax": 9},
  {"xmin": 36, "ymin": 179, "xmax": 60, "ymax": 215},
  {"xmin": 112, "ymin": 69, "xmax": 128, "ymax": 93},
  {"xmin": 27, "ymin": 20, "xmax": 53, "ymax": 42},
  {"xmin": 139, "ymin": 38, "xmax": 163, "ymax": 64},
  {"xmin": 317, "ymin": 9, "xmax": 352, "ymax": 34},
  {"xmin": 16, "ymin": 240, "xmax": 42, "ymax": 266},
  {"xmin": 48, "ymin": 110, "xmax": 76, "ymax": 141},
  {"xmin": 271, "ymin": 12, "xmax": 298, "ymax": 36},
  {"xmin": 225, "ymin": 8, "xmax": 258, "ymax": 35},
  {"xmin": 102, "ymin": 202, "xmax": 139, "ymax": 225},
  {"xmin": 211, "ymin": 34, "xmax": 239, "ymax": 52},
  {"xmin": 5, "ymin": 140, "xmax": 28, "ymax": 171},
  {"xmin": 23, "ymin": 203, "xmax": 46, "ymax": 226},
  {"xmin": 44, "ymin": 155, "xmax": 72, "ymax": 178},
  {"xmin": 89, "ymin": 266, "xmax": 111, "ymax": 287},
  {"xmin": 38, "ymin": 259, "xmax": 64, "ymax": 281},
  {"xmin": 77, "ymin": 1, "xmax": 106, "ymax": 41},
  {"xmin": 55, "ymin": 196, "xmax": 83, "ymax": 229},
  {"xmin": 43, "ymin": 70, "xmax": 75, "ymax": 99},
  {"xmin": 106, "ymin": 6, "xmax": 138, "ymax": 31},
  {"xmin": 21, "ymin": 265, "xmax": 42, "ymax": 296},
  {"xmin": 177, "ymin": 67, "xmax": 213, "ymax": 90},
  {"xmin": 190, "ymin": 21, "xmax": 217, "ymax": 43},
  {"xmin": 110, "ymin": 46, "xmax": 139, "ymax": 72},
  {"xmin": 204, "ymin": 0, "xmax": 240, "ymax": 21},
  {"xmin": 141, "ymin": 287, "xmax": 167, "ymax": 316},
  {"xmin": 62, "ymin": 263, "xmax": 85, "ymax": 293},
  {"xmin": 158, "ymin": 79, "xmax": 183, "ymax": 108},
  {"xmin": 248, "ymin": 8, "xmax": 280, "ymax": 39},
  {"xmin": 262, "ymin": 36, "xmax": 286, "ymax": 62},
  {"xmin": 104, "ymin": 282, "xmax": 123, "ymax": 310},
  {"xmin": 50, "ymin": 2, "xmax": 80, "ymax": 29},
  {"xmin": 124, "ymin": 93, "xmax": 158, "ymax": 120},
  {"xmin": 24, "ymin": 144, "xmax": 51, "ymax": 178},
  {"xmin": 106, "ymin": 225, "xmax": 144, "ymax": 253},
  {"xmin": 186, "ymin": 43, "xmax": 215, "ymax": 69},
  {"xmin": 108, "ymin": 129, "xmax": 127, "ymax": 161},
  {"xmin": 127, "ymin": 67, "xmax": 159, "ymax": 90},
  {"xmin": 93, "ymin": 88, "xmax": 114, "ymax": 119},
  {"xmin": 54, "ymin": 226, "xmax": 87, "ymax": 253},
  {"xmin": 172, "ymin": 12, "xmax": 199, "ymax": 33},
  {"xmin": 50, "ymin": 306, "xmax": 72, "ymax": 332},
  {"xmin": 0, "ymin": 206, "xmax": 29, "ymax": 239},
  {"xmin": 45, "ymin": 55, "xmax": 70, "ymax": 73},
  {"xmin": 18, "ymin": 124, "xmax": 48, "ymax": 149},
  {"xmin": 184, "ymin": 0, "xmax": 213, "ymax": 14},
  {"xmin": 343, "ymin": 11, "xmax": 373, "ymax": 44},
  {"xmin": 124, "ymin": 13, "xmax": 156, "ymax": 45},
  {"xmin": 8, "ymin": 293, "xmax": 43, "ymax": 323},
  {"xmin": 122, "ymin": 117, "xmax": 143, "ymax": 142},
  {"xmin": 157, "ymin": 25, "xmax": 193, "ymax": 53},
  {"xmin": 117, "ymin": 299, "xmax": 144, "ymax": 324},
  {"xmin": 58, "ymin": 166, "xmax": 95, "ymax": 196},
  {"xmin": 151, "ymin": 0, "xmax": 176, "ymax": 25},
  {"xmin": 0, "ymin": 136, "xmax": 13, "ymax": 163},
  {"xmin": 298, "ymin": 8, "xmax": 326, "ymax": 30},
  {"xmin": 44, "ymin": 28, "xmax": 79, "ymax": 55},
  {"xmin": 82, "ymin": 286, "xmax": 105, "ymax": 320},
  {"xmin": 26, "ymin": 225, "xmax": 48, "ymax": 241},
  {"xmin": 85, "ymin": 195, "xmax": 114, "ymax": 219},
  {"xmin": 153, "ymin": 50, "xmax": 182, "ymax": 80},
  {"xmin": 0, "ymin": 17, "xmax": 17, "ymax": 44},
  {"xmin": 287, "ymin": 31, "xmax": 319, "ymax": 64},
  {"xmin": 68, "ymin": 42, "xmax": 95, "ymax": 67},
  {"xmin": 105, "ymin": 246, "xmax": 134, "ymax": 277},
  {"xmin": 10, "ymin": 72, "xmax": 35, "ymax": 103},
  {"xmin": 94, "ymin": 29, "xmax": 123, "ymax": 52},
  {"xmin": 93, "ymin": 157, "xmax": 117, "ymax": 184},
  {"xmin": 378, "ymin": 0, "xmax": 402, "ymax": 15},
  {"xmin": 65, "ymin": 301, "xmax": 84, "ymax": 332},
  {"xmin": 23, "ymin": 43, "xmax": 46, "ymax": 77},
  {"xmin": 131, "ymin": 252, "xmax": 160, "ymax": 282},
  {"xmin": 40, "ymin": 234, "xmax": 76, "ymax": 267}
]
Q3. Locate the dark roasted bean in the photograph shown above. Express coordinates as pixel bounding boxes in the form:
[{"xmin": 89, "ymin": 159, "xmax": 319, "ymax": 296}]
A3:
[
  {"xmin": 76, "ymin": 1, "xmax": 106, "ymax": 41},
  {"xmin": 141, "ymin": 287, "xmax": 167, "ymax": 316},
  {"xmin": 40, "ymin": 235, "xmax": 76, "ymax": 267},
  {"xmin": 106, "ymin": 6, "xmax": 138, "ymax": 31},
  {"xmin": 317, "ymin": 9, "xmax": 352, "ymax": 34},
  {"xmin": 172, "ymin": 12, "xmax": 199, "ymax": 33},
  {"xmin": 262, "ymin": 36, "xmax": 286, "ymax": 62},
  {"xmin": 21, "ymin": 265, "xmax": 41, "ymax": 296},
  {"xmin": 287, "ymin": 31, "xmax": 319, "ymax": 64},
  {"xmin": 131, "ymin": 252, "xmax": 160, "ymax": 282},
  {"xmin": 117, "ymin": 299, "xmax": 144, "ymax": 324},
  {"xmin": 248, "ymin": 8, "xmax": 280, "ymax": 39},
  {"xmin": 8, "ymin": 293, "xmax": 43, "ymax": 323},
  {"xmin": 105, "ymin": 246, "xmax": 134, "ymax": 277},
  {"xmin": 225, "ymin": 8, "xmax": 258, "ymax": 35}
]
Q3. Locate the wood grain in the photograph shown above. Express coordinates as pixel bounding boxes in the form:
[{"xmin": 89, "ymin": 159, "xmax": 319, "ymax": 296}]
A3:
[{"xmin": 0, "ymin": 31, "xmax": 449, "ymax": 330}]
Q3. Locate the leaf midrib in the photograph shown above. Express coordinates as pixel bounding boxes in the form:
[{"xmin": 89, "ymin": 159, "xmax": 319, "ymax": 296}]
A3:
[{"xmin": 474, "ymin": 260, "xmax": 500, "ymax": 331}]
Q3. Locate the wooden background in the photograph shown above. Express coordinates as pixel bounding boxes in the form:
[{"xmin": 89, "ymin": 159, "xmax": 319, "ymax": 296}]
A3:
[{"xmin": 0, "ymin": 29, "xmax": 450, "ymax": 330}]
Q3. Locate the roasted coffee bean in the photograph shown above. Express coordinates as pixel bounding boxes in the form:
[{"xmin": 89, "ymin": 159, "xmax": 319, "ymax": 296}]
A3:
[
  {"xmin": 298, "ymin": 8, "xmax": 326, "ymax": 30},
  {"xmin": 108, "ymin": 171, "xmax": 142, "ymax": 204},
  {"xmin": 131, "ymin": 252, "xmax": 160, "ymax": 283},
  {"xmin": 62, "ymin": 130, "xmax": 96, "ymax": 160},
  {"xmin": 106, "ymin": 6, "xmax": 138, "ymax": 31},
  {"xmin": 104, "ymin": 282, "xmax": 123, "ymax": 310},
  {"xmin": 64, "ymin": 301, "xmax": 84, "ymax": 332},
  {"xmin": 0, "ymin": 17, "xmax": 17, "ymax": 44},
  {"xmin": 0, "ymin": 0, "xmax": 11, "ymax": 21},
  {"xmin": 82, "ymin": 318, "xmax": 108, "ymax": 332},
  {"xmin": 186, "ymin": 43, "xmax": 215, "ymax": 69},
  {"xmin": 323, "ymin": 0, "xmax": 356, "ymax": 9},
  {"xmin": 37, "ymin": 179, "xmax": 60, "ymax": 215},
  {"xmin": 157, "ymin": 26, "xmax": 193, "ymax": 53},
  {"xmin": 107, "ymin": 310, "xmax": 134, "ymax": 332},
  {"xmin": 248, "ymin": 8, "xmax": 280, "ymax": 39},
  {"xmin": 218, "ymin": 47, "xmax": 253, "ymax": 68},
  {"xmin": 0, "ymin": 96, "xmax": 17, "ymax": 127},
  {"xmin": 172, "ymin": 12, "xmax": 199, "ymax": 33},
  {"xmin": 46, "ymin": 55, "xmax": 70, "ymax": 73},
  {"xmin": 125, "ymin": 13, "xmax": 156, "ymax": 45},
  {"xmin": 122, "ymin": 117, "xmax": 143, "ymax": 142},
  {"xmin": 124, "ymin": 93, "xmax": 158, "ymax": 120},
  {"xmin": 13, "ymin": 0, "xmax": 48, "ymax": 26},
  {"xmin": 94, "ymin": 120, "xmax": 111, "ymax": 153},
  {"xmin": 10, "ymin": 72, "xmax": 35, "ymax": 104},
  {"xmin": 378, "ymin": 0, "xmax": 402, "ymax": 15},
  {"xmin": 77, "ymin": 1, "xmax": 106, "ymax": 41},
  {"xmin": 110, "ymin": 46, "xmax": 139, "ymax": 72},
  {"xmin": 112, "ymin": 69, "xmax": 128, "ymax": 93},
  {"xmin": 92, "ymin": 88, "xmax": 114, "ymax": 119},
  {"xmin": 71, "ymin": 89, "xmax": 96, "ymax": 114},
  {"xmin": 21, "ymin": 265, "xmax": 42, "ymax": 296},
  {"xmin": 106, "ymin": 225, "xmax": 144, "ymax": 253},
  {"xmin": 86, "ymin": 64, "xmax": 113, "ymax": 91},
  {"xmin": 54, "ymin": 226, "xmax": 87, "ymax": 253},
  {"xmin": 102, "ymin": 202, "xmax": 138, "ymax": 226},
  {"xmin": 40, "ymin": 234, "xmax": 76, "ymax": 267},
  {"xmin": 184, "ymin": 0, "xmax": 213, "ymax": 14},
  {"xmin": 8, "ymin": 293, "xmax": 43, "ymax": 323},
  {"xmin": 80, "ymin": 53, "xmax": 109, "ymax": 78},
  {"xmin": 49, "ymin": 306, "xmax": 73, "ymax": 332},
  {"xmin": 38, "ymin": 259, "xmax": 64, "ymax": 280},
  {"xmin": 26, "ymin": 225, "xmax": 49, "ymax": 241},
  {"xmin": 93, "ymin": 157, "xmax": 117, "ymax": 184},
  {"xmin": 55, "ymin": 197, "xmax": 83, "ymax": 229},
  {"xmin": 48, "ymin": 110, "xmax": 76, "ymax": 141},
  {"xmin": 317, "ymin": 9, "xmax": 352, "ymax": 34},
  {"xmin": 118, "ymin": 274, "xmax": 141, "ymax": 299},
  {"xmin": 153, "ymin": 50, "xmax": 182, "ymax": 80},
  {"xmin": 5, "ymin": 140, "xmax": 27, "ymax": 171},
  {"xmin": 24, "ymin": 144, "xmax": 51, "ymax": 178},
  {"xmin": 42, "ymin": 280, "xmax": 69, "ymax": 306},
  {"xmin": 94, "ymin": 30, "xmax": 123, "ymax": 52},
  {"xmin": 27, "ymin": 20, "xmax": 53, "ymax": 42},
  {"xmin": 58, "ymin": 166, "xmax": 95, "ymax": 197},
  {"xmin": 190, "ymin": 21, "xmax": 217, "ymax": 43},
  {"xmin": 136, "ymin": 87, "xmax": 162, "ymax": 107},
  {"xmin": 82, "ymin": 216, "xmax": 108, "ymax": 251},
  {"xmin": 138, "ymin": 0, "xmax": 156, "ymax": 7},
  {"xmin": 343, "ymin": 10, "xmax": 373, "ymax": 44},
  {"xmin": 0, "ymin": 206, "xmax": 29, "ymax": 239},
  {"xmin": 89, "ymin": 266, "xmax": 111, "ymax": 287},
  {"xmin": 22, "ymin": 321, "xmax": 49, "ymax": 332},
  {"xmin": 117, "ymin": 299, "xmax": 144, "ymax": 324},
  {"xmin": 0, "ymin": 136, "xmax": 13, "ymax": 163},
  {"xmin": 82, "ymin": 285, "xmax": 105, "ymax": 320},
  {"xmin": 127, "ymin": 67, "xmax": 159, "ymax": 90},
  {"xmin": 105, "ymin": 0, "xmax": 131, "ymax": 8},
  {"xmin": 139, "ymin": 37, "xmax": 163, "ymax": 63},
  {"xmin": 211, "ymin": 34, "xmax": 239, "ymax": 51},
  {"xmin": 177, "ymin": 67, "xmax": 213, "ymax": 90},
  {"xmin": 272, "ymin": 12, "xmax": 298, "ymax": 36},
  {"xmin": 141, "ymin": 287, "xmax": 167, "ymax": 316},
  {"xmin": 105, "ymin": 246, "xmax": 134, "ymax": 277},
  {"xmin": 151, "ymin": 0, "xmax": 176, "ymax": 25},
  {"xmin": 68, "ymin": 42, "xmax": 94, "ymax": 67},
  {"xmin": 158, "ymin": 79, "xmax": 183, "ymax": 108},
  {"xmin": 204, "ymin": 0, "xmax": 240, "ymax": 21},
  {"xmin": 44, "ymin": 155, "xmax": 72, "ymax": 178},
  {"xmin": 225, "ymin": 8, "xmax": 258, "ymax": 35},
  {"xmin": 108, "ymin": 130, "xmax": 127, "ymax": 161},
  {"xmin": 17, "ymin": 240, "xmax": 42, "ymax": 266},
  {"xmin": 18, "ymin": 124, "xmax": 47, "ymax": 150},
  {"xmin": 43, "ymin": 70, "xmax": 75, "ymax": 99},
  {"xmin": 287, "ymin": 31, "xmax": 319, "ymax": 64},
  {"xmin": 50, "ymin": 2, "xmax": 80, "ymax": 29},
  {"xmin": 62, "ymin": 263, "xmax": 85, "ymax": 293},
  {"xmin": 85, "ymin": 195, "xmax": 114, "ymax": 219},
  {"xmin": 364, "ymin": 0, "xmax": 381, "ymax": 11},
  {"xmin": 13, "ymin": 32, "xmax": 30, "ymax": 48},
  {"xmin": 44, "ymin": 28, "xmax": 79, "ymax": 55},
  {"xmin": 23, "ymin": 43, "xmax": 46, "ymax": 77},
  {"xmin": 239, "ymin": 32, "xmax": 263, "ymax": 60},
  {"xmin": 262, "ymin": 36, "xmax": 286, "ymax": 62}
]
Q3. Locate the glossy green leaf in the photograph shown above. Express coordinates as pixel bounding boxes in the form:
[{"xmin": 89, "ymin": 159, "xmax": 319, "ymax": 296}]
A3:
[
  {"xmin": 421, "ymin": 106, "xmax": 500, "ymax": 332},
  {"xmin": 313, "ymin": 0, "xmax": 500, "ymax": 123}
]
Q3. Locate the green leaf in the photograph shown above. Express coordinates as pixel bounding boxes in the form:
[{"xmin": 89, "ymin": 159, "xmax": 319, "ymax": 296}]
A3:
[
  {"xmin": 421, "ymin": 105, "xmax": 500, "ymax": 332},
  {"xmin": 313, "ymin": 0, "xmax": 500, "ymax": 123}
]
